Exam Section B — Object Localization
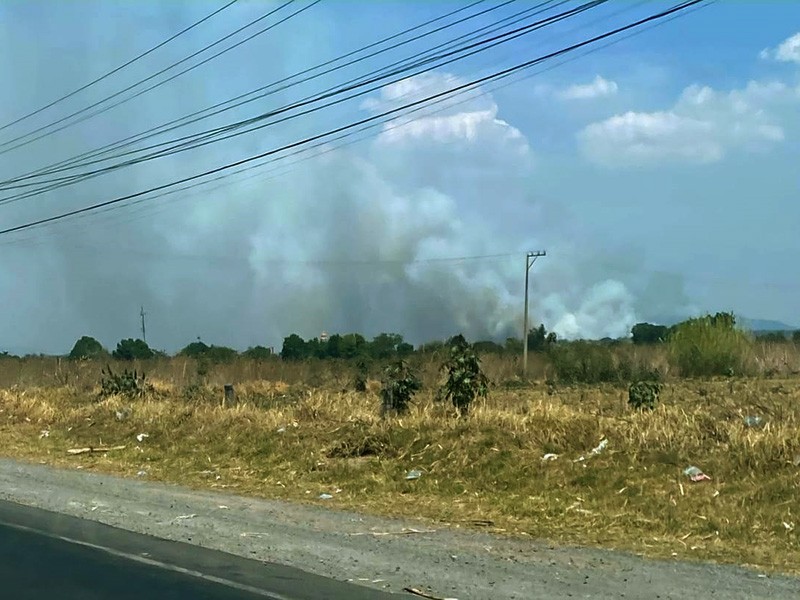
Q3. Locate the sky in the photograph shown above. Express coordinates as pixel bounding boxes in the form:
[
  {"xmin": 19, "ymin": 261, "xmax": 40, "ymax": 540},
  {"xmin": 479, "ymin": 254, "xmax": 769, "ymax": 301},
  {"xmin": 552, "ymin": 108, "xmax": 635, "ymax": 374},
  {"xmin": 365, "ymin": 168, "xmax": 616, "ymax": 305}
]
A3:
[{"xmin": 0, "ymin": 0, "xmax": 798, "ymax": 355}]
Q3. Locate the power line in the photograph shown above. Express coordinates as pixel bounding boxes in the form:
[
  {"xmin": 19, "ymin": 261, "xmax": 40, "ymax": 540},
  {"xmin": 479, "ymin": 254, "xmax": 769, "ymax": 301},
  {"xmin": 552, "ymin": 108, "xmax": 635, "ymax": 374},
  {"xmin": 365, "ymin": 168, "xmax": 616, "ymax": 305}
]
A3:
[
  {"xmin": 0, "ymin": 0, "xmax": 239, "ymax": 134},
  {"xmin": 0, "ymin": 0, "xmax": 601, "ymax": 203},
  {"xmin": 0, "ymin": 0, "xmax": 706, "ymax": 239},
  {"xmin": 0, "ymin": 0, "xmax": 708, "ymax": 245},
  {"xmin": 0, "ymin": 0, "xmax": 316, "ymax": 155},
  {"xmin": 0, "ymin": 0, "xmax": 538, "ymax": 188}
]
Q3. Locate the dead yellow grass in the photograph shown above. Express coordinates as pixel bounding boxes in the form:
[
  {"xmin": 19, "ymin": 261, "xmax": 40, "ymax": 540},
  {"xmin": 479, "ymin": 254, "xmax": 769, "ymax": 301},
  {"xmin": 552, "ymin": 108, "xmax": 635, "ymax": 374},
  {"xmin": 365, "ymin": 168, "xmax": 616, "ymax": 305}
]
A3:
[{"xmin": 1, "ymin": 377, "xmax": 799, "ymax": 573}]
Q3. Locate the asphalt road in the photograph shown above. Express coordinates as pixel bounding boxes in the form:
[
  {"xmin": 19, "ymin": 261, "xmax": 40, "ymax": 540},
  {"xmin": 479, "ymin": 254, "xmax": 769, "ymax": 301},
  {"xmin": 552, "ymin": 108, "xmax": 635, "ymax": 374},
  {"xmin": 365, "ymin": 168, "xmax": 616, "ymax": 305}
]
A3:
[{"xmin": 0, "ymin": 499, "xmax": 397, "ymax": 600}]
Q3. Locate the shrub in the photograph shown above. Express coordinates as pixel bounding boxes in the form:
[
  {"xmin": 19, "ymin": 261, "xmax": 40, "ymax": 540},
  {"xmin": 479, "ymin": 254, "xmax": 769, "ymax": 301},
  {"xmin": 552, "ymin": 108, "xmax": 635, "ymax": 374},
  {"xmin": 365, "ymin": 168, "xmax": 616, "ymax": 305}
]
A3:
[
  {"xmin": 437, "ymin": 334, "xmax": 489, "ymax": 417},
  {"xmin": 99, "ymin": 365, "xmax": 150, "ymax": 399},
  {"xmin": 379, "ymin": 360, "xmax": 421, "ymax": 416},
  {"xmin": 242, "ymin": 345, "xmax": 272, "ymax": 360},
  {"xmin": 628, "ymin": 381, "xmax": 661, "ymax": 410},
  {"xmin": 631, "ymin": 323, "xmax": 669, "ymax": 345},
  {"xmin": 68, "ymin": 336, "xmax": 107, "ymax": 360},
  {"xmin": 668, "ymin": 312, "xmax": 753, "ymax": 377},
  {"xmin": 548, "ymin": 341, "xmax": 622, "ymax": 384},
  {"xmin": 353, "ymin": 358, "xmax": 370, "ymax": 393}
]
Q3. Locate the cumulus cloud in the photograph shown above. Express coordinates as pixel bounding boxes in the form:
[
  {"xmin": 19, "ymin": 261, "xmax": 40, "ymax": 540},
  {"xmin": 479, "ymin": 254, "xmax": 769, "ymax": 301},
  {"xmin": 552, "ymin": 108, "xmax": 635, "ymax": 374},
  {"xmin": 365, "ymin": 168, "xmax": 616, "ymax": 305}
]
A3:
[
  {"xmin": 760, "ymin": 31, "xmax": 800, "ymax": 64},
  {"xmin": 578, "ymin": 78, "xmax": 798, "ymax": 167},
  {"xmin": 557, "ymin": 75, "xmax": 618, "ymax": 100}
]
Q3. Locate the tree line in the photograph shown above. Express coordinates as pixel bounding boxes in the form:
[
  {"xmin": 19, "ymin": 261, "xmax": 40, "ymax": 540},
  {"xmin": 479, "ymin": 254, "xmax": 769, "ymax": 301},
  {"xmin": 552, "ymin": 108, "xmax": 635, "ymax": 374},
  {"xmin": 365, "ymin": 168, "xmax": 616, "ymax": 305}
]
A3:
[{"xmin": 3, "ymin": 313, "xmax": 797, "ymax": 363}]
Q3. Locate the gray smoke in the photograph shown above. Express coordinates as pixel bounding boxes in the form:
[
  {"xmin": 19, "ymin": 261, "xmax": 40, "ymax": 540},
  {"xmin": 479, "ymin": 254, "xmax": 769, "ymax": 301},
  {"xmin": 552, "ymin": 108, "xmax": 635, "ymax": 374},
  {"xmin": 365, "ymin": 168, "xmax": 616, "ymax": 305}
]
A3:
[{"xmin": 0, "ymin": 2, "xmax": 691, "ymax": 355}]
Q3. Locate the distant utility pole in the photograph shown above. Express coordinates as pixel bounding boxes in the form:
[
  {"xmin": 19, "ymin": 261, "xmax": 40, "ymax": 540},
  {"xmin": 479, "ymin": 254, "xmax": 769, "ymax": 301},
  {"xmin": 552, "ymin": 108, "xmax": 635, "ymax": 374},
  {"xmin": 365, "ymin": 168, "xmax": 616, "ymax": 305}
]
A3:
[
  {"xmin": 140, "ymin": 306, "xmax": 147, "ymax": 344},
  {"xmin": 523, "ymin": 250, "xmax": 546, "ymax": 378}
]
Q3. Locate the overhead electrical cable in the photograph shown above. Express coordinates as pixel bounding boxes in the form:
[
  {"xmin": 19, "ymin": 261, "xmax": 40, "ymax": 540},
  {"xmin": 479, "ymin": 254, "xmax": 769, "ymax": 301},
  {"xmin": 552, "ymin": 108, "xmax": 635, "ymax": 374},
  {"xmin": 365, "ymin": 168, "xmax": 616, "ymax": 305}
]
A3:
[
  {"xmin": 0, "ymin": 0, "xmax": 239, "ymax": 134},
  {"xmin": 0, "ymin": 0, "xmax": 705, "ymax": 239},
  {"xmin": 0, "ymin": 0, "xmax": 318, "ymax": 155},
  {"xmin": 0, "ymin": 0, "xmax": 604, "ymax": 203},
  {"xmin": 0, "ymin": 0, "xmax": 528, "ymax": 186}
]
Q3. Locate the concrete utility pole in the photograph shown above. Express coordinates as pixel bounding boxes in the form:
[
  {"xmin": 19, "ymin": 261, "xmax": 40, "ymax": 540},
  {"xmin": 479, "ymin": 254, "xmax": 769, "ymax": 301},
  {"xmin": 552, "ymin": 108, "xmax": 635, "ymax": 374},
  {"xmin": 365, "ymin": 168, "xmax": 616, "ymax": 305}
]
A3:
[
  {"xmin": 523, "ymin": 250, "xmax": 546, "ymax": 378},
  {"xmin": 140, "ymin": 306, "xmax": 147, "ymax": 344}
]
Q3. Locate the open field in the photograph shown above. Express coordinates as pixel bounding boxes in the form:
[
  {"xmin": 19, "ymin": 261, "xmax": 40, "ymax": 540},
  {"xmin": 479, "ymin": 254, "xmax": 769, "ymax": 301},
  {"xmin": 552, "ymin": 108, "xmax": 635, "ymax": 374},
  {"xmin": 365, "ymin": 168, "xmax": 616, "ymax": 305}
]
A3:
[{"xmin": 0, "ymin": 353, "xmax": 798, "ymax": 574}]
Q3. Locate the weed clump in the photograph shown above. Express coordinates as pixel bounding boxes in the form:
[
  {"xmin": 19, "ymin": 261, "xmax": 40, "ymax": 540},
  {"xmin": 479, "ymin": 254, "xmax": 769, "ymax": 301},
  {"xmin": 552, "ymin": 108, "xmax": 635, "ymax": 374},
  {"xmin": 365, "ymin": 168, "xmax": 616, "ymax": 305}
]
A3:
[
  {"xmin": 668, "ymin": 312, "xmax": 754, "ymax": 377},
  {"xmin": 628, "ymin": 380, "xmax": 661, "ymax": 410},
  {"xmin": 99, "ymin": 365, "xmax": 150, "ymax": 399}
]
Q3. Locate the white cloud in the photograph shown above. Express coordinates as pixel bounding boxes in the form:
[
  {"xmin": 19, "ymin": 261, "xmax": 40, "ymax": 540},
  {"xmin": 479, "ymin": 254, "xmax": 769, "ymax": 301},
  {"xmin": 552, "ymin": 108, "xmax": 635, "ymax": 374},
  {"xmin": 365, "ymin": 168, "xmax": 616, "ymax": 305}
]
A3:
[
  {"xmin": 558, "ymin": 75, "xmax": 618, "ymax": 100},
  {"xmin": 579, "ymin": 78, "xmax": 798, "ymax": 167},
  {"xmin": 761, "ymin": 32, "xmax": 800, "ymax": 64}
]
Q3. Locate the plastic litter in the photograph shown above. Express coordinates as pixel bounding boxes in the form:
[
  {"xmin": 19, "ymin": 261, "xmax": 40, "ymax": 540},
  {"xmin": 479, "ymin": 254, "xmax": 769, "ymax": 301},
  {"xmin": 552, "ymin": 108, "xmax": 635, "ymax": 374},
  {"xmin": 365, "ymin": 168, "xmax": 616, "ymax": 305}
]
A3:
[
  {"xmin": 136, "ymin": 470, "xmax": 147, "ymax": 477},
  {"xmin": 743, "ymin": 416, "xmax": 764, "ymax": 428},
  {"xmin": 405, "ymin": 469, "xmax": 422, "ymax": 480},
  {"xmin": 590, "ymin": 439, "xmax": 608, "ymax": 456},
  {"xmin": 683, "ymin": 466, "xmax": 711, "ymax": 482},
  {"xmin": 135, "ymin": 433, "xmax": 149, "ymax": 442},
  {"xmin": 276, "ymin": 427, "xmax": 286, "ymax": 433},
  {"xmin": 318, "ymin": 493, "xmax": 334, "ymax": 500},
  {"xmin": 39, "ymin": 430, "xmax": 50, "ymax": 439},
  {"xmin": 541, "ymin": 453, "xmax": 559, "ymax": 462}
]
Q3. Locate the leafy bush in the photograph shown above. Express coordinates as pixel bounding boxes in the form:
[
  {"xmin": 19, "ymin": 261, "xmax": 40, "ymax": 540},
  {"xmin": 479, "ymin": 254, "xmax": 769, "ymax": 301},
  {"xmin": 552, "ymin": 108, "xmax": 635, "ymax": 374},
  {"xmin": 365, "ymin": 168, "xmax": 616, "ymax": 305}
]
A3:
[
  {"xmin": 112, "ymin": 338, "xmax": 154, "ymax": 361},
  {"xmin": 628, "ymin": 381, "xmax": 661, "ymax": 410},
  {"xmin": 99, "ymin": 365, "xmax": 150, "ymax": 399},
  {"xmin": 668, "ymin": 312, "xmax": 753, "ymax": 377},
  {"xmin": 68, "ymin": 336, "xmax": 107, "ymax": 360},
  {"xmin": 379, "ymin": 360, "xmax": 421, "ymax": 416},
  {"xmin": 437, "ymin": 334, "xmax": 489, "ymax": 417},
  {"xmin": 353, "ymin": 358, "xmax": 370, "ymax": 393},
  {"xmin": 548, "ymin": 341, "xmax": 622, "ymax": 384}
]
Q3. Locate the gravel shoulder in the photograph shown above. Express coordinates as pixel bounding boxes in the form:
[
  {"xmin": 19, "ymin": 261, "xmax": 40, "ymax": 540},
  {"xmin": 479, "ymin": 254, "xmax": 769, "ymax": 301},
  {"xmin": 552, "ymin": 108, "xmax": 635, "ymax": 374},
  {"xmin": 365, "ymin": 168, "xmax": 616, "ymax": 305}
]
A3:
[{"xmin": 0, "ymin": 458, "xmax": 797, "ymax": 600}]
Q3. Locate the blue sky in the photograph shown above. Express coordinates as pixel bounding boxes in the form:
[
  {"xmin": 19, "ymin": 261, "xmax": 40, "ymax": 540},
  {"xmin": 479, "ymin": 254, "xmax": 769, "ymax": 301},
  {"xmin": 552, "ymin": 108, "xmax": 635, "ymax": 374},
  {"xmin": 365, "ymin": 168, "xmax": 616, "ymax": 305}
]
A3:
[{"xmin": 0, "ymin": 0, "xmax": 798, "ymax": 353}]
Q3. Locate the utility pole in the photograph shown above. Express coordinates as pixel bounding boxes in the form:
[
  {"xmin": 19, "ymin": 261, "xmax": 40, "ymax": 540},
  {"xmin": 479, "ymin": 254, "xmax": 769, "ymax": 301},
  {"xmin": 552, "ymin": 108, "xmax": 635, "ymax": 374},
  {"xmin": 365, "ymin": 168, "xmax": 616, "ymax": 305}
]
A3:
[
  {"xmin": 523, "ymin": 250, "xmax": 546, "ymax": 378},
  {"xmin": 140, "ymin": 305, "xmax": 147, "ymax": 344}
]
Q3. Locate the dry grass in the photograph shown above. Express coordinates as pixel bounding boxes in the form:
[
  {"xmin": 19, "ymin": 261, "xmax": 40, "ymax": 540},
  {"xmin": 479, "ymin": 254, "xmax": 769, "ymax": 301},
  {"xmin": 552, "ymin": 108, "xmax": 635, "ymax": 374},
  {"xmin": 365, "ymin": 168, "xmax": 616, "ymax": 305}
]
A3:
[{"xmin": 1, "ymin": 373, "xmax": 799, "ymax": 574}]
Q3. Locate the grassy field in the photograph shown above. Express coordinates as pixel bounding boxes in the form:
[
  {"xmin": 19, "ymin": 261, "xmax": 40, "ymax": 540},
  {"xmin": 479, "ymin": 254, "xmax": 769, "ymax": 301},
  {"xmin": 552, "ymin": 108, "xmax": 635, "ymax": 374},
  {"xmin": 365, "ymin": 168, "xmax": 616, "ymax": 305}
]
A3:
[{"xmin": 0, "ymin": 355, "xmax": 798, "ymax": 574}]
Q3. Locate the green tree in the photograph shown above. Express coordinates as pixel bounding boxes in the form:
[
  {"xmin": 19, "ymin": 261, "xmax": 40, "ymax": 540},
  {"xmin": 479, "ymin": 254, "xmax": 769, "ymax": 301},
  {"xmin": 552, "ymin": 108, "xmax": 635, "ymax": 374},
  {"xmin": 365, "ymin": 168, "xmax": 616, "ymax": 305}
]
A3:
[
  {"xmin": 396, "ymin": 342, "xmax": 414, "ymax": 357},
  {"xmin": 242, "ymin": 345, "xmax": 272, "ymax": 360},
  {"xmin": 339, "ymin": 333, "xmax": 367, "ymax": 359},
  {"xmin": 793, "ymin": 330, "xmax": 800, "ymax": 344},
  {"xmin": 668, "ymin": 312, "xmax": 752, "ymax": 377},
  {"xmin": 437, "ymin": 334, "xmax": 489, "ymax": 417},
  {"xmin": 179, "ymin": 341, "xmax": 210, "ymax": 358},
  {"xmin": 757, "ymin": 331, "xmax": 788, "ymax": 343},
  {"xmin": 504, "ymin": 337, "xmax": 523, "ymax": 354},
  {"xmin": 326, "ymin": 334, "xmax": 343, "ymax": 358},
  {"xmin": 527, "ymin": 324, "xmax": 557, "ymax": 352},
  {"xmin": 68, "ymin": 336, "xmax": 106, "ymax": 360},
  {"xmin": 473, "ymin": 340, "xmax": 504, "ymax": 354},
  {"xmin": 369, "ymin": 333, "xmax": 404, "ymax": 360},
  {"xmin": 631, "ymin": 323, "xmax": 669, "ymax": 345},
  {"xmin": 380, "ymin": 359, "xmax": 421, "ymax": 416},
  {"xmin": 112, "ymin": 338, "xmax": 154, "ymax": 361},
  {"xmin": 280, "ymin": 334, "xmax": 308, "ymax": 361}
]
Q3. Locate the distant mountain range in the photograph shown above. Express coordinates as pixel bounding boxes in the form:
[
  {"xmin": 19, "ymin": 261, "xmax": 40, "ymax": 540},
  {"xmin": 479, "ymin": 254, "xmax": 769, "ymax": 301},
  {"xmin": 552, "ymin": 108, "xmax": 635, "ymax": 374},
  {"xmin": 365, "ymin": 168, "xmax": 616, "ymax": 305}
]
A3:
[{"xmin": 647, "ymin": 314, "xmax": 797, "ymax": 332}]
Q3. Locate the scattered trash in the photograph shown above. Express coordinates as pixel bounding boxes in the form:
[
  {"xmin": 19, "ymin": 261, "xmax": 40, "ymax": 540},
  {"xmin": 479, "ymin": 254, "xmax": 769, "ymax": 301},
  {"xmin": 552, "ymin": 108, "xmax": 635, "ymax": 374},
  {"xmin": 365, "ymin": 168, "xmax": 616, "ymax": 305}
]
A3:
[
  {"xmin": 793, "ymin": 453, "xmax": 800, "ymax": 467},
  {"xmin": 135, "ymin": 433, "xmax": 149, "ymax": 442},
  {"xmin": 115, "ymin": 407, "xmax": 131, "ymax": 421},
  {"xmin": 405, "ymin": 469, "xmax": 422, "ymax": 480},
  {"xmin": 318, "ymin": 493, "xmax": 333, "ymax": 500},
  {"xmin": 67, "ymin": 445, "xmax": 126, "ymax": 455},
  {"xmin": 403, "ymin": 586, "xmax": 459, "ymax": 600},
  {"xmin": 683, "ymin": 466, "xmax": 711, "ymax": 482},
  {"xmin": 276, "ymin": 427, "xmax": 286, "ymax": 433},
  {"xmin": 174, "ymin": 514, "xmax": 197, "ymax": 520},
  {"xmin": 349, "ymin": 528, "xmax": 435, "ymax": 537},
  {"xmin": 218, "ymin": 505, "xmax": 229, "ymax": 510},
  {"xmin": 136, "ymin": 470, "xmax": 147, "ymax": 477},
  {"xmin": 743, "ymin": 416, "xmax": 764, "ymax": 428},
  {"xmin": 783, "ymin": 521, "xmax": 795, "ymax": 532},
  {"xmin": 39, "ymin": 430, "xmax": 50, "ymax": 439},
  {"xmin": 541, "ymin": 453, "xmax": 559, "ymax": 462},
  {"xmin": 590, "ymin": 439, "xmax": 608, "ymax": 456}
]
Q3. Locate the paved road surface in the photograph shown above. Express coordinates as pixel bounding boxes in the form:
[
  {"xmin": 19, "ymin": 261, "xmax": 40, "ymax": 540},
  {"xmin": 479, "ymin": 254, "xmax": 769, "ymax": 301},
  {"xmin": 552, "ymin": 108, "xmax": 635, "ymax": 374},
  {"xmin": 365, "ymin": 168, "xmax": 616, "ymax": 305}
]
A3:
[{"xmin": 0, "ymin": 499, "xmax": 396, "ymax": 600}]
